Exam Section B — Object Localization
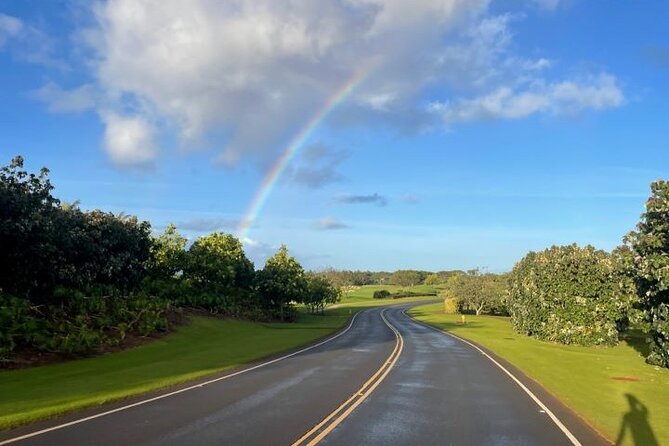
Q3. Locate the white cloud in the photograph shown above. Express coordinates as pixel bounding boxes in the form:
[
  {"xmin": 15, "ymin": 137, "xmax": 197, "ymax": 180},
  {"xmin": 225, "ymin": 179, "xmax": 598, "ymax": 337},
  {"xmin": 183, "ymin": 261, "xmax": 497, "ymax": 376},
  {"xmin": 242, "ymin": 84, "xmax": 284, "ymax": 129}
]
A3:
[
  {"xmin": 433, "ymin": 74, "xmax": 624, "ymax": 123},
  {"xmin": 0, "ymin": 13, "xmax": 23, "ymax": 47},
  {"xmin": 28, "ymin": 0, "xmax": 622, "ymax": 168},
  {"xmin": 31, "ymin": 82, "xmax": 96, "ymax": 113},
  {"xmin": 80, "ymin": 0, "xmax": 489, "ymax": 167},
  {"xmin": 101, "ymin": 112, "xmax": 157, "ymax": 168}
]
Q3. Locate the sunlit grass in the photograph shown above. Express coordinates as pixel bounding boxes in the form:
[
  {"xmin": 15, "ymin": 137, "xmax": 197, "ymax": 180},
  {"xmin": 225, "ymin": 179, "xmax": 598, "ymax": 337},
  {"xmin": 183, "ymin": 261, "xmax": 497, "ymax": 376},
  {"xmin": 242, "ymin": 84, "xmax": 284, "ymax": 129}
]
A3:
[
  {"xmin": 0, "ymin": 309, "xmax": 352, "ymax": 430},
  {"xmin": 409, "ymin": 303, "xmax": 669, "ymax": 446}
]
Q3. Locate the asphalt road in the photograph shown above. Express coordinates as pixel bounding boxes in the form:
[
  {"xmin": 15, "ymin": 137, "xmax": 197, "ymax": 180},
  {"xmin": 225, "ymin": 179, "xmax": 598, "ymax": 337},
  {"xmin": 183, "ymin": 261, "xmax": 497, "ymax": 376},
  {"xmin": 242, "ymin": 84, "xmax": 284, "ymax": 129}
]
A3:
[{"xmin": 0, "ymin": 304, "xmax": 609, "ymax": 446}]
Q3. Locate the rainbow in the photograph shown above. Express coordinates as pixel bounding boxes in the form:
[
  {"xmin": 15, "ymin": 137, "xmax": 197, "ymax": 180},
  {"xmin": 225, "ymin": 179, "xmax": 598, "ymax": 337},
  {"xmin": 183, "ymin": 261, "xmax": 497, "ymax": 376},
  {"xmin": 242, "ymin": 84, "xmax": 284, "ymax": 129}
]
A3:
[{"xmin": 237, "ymin": 63, "xmax": 377, "ymax": 240}]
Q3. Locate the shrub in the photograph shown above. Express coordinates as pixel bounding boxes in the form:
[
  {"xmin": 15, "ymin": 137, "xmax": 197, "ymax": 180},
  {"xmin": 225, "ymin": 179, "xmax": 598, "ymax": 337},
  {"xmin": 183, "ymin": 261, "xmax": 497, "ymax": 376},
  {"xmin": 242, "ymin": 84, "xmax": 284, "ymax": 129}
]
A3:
[
  {"xmin": 373, "ymin": 290, "xmax": 391, "ymax": 299},
  {"xmin": 508, "ymin": 244, "xmax": 635, "ymax": 346}
]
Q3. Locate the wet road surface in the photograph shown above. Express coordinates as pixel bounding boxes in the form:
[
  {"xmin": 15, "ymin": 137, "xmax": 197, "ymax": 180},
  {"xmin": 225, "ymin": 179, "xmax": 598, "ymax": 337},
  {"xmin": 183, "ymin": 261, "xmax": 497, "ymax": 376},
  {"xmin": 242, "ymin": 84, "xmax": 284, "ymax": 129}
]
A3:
[{"xmin": 0, "ymin": 304, "xmax": 608, "ymax": 446}]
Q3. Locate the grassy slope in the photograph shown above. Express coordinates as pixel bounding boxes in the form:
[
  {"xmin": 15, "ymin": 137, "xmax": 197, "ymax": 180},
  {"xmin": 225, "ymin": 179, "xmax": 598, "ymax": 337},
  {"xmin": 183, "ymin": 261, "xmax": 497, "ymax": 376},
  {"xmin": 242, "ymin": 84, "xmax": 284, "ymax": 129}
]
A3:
[
  {"xmin": 0, "ymin": 309, "xmax": 351, "ymax": 430},
  {"xmin": 0, "ymin": 287, "xmax": 436, "ymax": 431},
  {"xmin": 409, "ymin": 303, "xmax": 669, "ymax": 446}
]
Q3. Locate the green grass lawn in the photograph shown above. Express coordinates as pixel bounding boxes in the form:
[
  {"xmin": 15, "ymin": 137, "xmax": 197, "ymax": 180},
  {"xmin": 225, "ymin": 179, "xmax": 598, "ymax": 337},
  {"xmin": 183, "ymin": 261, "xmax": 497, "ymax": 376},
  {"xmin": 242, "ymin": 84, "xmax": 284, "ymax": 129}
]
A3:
[
  {"xmin": 409, "ymin": 303, "xmax": 669, "ymax": 446},
  {"xmin": 0, "ymin": 308, "xmax": 353, "ymax": 430},
  {"xmin": 340, "ymin": 284, "xmax": 437, "ymax": 305}
]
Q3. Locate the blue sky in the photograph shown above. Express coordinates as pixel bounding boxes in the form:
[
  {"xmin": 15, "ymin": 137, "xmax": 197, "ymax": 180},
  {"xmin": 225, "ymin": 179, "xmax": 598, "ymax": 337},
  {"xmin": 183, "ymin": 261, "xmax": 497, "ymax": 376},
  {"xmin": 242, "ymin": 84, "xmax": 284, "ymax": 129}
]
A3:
[{"xmin": 1, "ymin": 0, "xmax": 668, "ymax": 272}]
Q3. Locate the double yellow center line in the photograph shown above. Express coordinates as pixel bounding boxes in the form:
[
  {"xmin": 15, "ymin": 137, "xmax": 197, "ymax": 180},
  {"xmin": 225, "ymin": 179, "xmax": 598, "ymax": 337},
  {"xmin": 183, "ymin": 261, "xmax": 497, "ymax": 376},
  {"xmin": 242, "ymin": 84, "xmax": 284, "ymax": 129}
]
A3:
[{"xmin": 291, "ymin": 309, "xmax": 404, "ymax": 446}]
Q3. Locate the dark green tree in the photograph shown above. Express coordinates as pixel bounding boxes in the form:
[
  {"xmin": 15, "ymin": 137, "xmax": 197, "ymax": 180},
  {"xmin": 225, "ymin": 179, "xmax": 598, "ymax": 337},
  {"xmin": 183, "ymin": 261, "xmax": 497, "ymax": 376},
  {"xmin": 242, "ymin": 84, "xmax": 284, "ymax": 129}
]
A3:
[
  {"xmin": 184, "ymin": 232, "xmax": 254, "ymax": 289},
  {"xmin": 625, "ymin": 180, "xmax": 669, "ymax": 367},
  {"xmin": 304, "ymin": 275, "xmax": 341, "ymax": 314},
  {"xmin": 255, "ymin": 245, "xmax": 307, "ymax": 321}
]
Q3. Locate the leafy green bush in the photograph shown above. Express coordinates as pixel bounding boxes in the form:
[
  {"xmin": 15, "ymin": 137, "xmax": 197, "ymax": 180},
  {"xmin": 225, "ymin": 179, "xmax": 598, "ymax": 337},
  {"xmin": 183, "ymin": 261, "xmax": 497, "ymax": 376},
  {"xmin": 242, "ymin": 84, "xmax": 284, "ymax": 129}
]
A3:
[
  {"xmin": 508, "ymin": 244, "xmax": 635, "ymax": 346},
  {"xmin": 625, "ymin": 180, "xmax": 669, "ymax": 367},
  {"xmin": 373, "ymin": 290, "xmax": 391, "ymax": 299}
]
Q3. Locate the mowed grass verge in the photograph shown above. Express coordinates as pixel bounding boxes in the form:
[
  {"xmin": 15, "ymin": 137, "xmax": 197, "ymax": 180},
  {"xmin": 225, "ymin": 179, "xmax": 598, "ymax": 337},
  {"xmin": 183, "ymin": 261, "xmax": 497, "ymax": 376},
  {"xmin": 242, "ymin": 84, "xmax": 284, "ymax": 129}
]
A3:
[
  {"xmin": 409, "ymin": 303, "xmax": 669, "ymax": 446},
  {"xmin": 0, "ymin": 308, "xmax": 354, "ymax": 431}
]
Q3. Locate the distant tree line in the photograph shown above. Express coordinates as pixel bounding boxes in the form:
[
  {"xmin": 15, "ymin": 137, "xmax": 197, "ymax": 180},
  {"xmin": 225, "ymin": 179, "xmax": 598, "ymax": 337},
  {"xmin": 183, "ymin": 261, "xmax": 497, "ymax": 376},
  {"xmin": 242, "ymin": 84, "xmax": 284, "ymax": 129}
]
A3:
[
  {"xmin": 314, "ymin": 268, "xmax": 462, "ymax": 287},
  {"xmin": 0, "ymin": 156, "xmax": 340, "ymax": 362}
]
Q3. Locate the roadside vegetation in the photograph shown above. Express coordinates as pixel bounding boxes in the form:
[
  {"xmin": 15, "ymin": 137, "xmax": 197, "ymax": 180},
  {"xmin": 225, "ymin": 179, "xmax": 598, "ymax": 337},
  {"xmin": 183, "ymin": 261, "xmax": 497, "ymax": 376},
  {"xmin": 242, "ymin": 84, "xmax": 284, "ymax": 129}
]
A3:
[{"xmin": 0, "ymin": 156, "xmax": 341, "ymax": 365}]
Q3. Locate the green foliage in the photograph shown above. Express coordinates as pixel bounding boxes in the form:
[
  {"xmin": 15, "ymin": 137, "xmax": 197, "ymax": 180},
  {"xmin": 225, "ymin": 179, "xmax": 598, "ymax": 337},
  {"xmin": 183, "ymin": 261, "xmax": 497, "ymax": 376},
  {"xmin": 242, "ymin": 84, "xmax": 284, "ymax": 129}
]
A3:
[
  {"xmin": 373, "ymin": 289, "xmax": 391, "ymax": 299},
  {"xmin": 444, "ymin": 270, "xmax": 507, "ymax": 315},
  {"xmin": 255, "ymin": 245, "xmax": 307, "ymax": 321},
  {"xmin": 508, "ymin": 244, "xmax": 635, "ymax": 346},
  {"xmin": 0, "ymin": 156, "xmax": 152, "ymax": 302},
  {"xmin": 149, "ymin": 224, "xmax": 187, "ymax": 277},
  {"xmin": 443, "ymin": 295, "xmax": 458, "ymax": 314},
  {"xmin": 304, "ymin": 275, "xmax": 341, "ymax": 313},
  {"xmin": 625, "ymin": 180, "xmax": 669, "ymax": 367},
  {"xmin": 390, "ymin": 269, "xmax": 427, "ymax": 286},
  {"xmin": 423, "ymin": 273, "xmax": 440, "ymax": 286},
  {"xmin": 184, "ymin": 232, "xmax": 254, "ymax": 289},
  {"xmin": 1, "ymin": 290, "xmax": 170, "ymax": 360}
]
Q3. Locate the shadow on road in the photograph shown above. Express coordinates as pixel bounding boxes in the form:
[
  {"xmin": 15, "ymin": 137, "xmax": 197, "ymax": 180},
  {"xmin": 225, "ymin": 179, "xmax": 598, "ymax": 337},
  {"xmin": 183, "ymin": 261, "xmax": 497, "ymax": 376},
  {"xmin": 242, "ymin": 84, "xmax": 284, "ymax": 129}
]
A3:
[{"xmin": 615, "ymin": 394, "xmax": 658, "ymax": 446}]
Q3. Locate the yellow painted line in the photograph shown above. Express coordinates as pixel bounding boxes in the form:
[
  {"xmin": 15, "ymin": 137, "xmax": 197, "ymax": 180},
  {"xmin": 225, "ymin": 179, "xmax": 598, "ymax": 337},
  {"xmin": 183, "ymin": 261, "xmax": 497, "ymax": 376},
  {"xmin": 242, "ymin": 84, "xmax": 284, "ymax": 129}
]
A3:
[{"xmin": 292, "ymin": 309, "xmax": 404, "ymax": 446}]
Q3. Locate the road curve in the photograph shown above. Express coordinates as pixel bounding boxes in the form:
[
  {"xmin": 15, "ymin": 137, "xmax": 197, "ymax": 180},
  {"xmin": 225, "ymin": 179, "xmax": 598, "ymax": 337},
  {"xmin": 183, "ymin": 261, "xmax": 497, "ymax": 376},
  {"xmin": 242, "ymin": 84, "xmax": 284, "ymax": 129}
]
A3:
[
  {"xmin": 317, "ymin": 305, "xmax": 609, "ymax": 446},
  {"xmin": 0, "ymin": 307, "xmax": 397, "ymax": 446},
  {"xmin": 0, "ymin": 303, "xmax": 609, "ymax": 445}
]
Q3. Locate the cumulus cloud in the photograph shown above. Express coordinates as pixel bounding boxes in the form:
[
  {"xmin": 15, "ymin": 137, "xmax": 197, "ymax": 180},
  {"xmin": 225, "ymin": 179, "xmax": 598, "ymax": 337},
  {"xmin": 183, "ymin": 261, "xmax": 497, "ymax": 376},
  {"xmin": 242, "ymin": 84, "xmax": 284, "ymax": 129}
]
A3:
[
  {"xmin": 101, "ymin": 112, "xmax": 157, "ymax": 168},
  {"xmin": 77, "ymin": 0, "xmax": 490, "ymax": 167},
  {"xmin": 177, "ymin": 218, "xmax": 239, "ymax": 232},
  {"xmin": 31, "ymin": 82, "xmax": 96, "ymax": 113},
  {"xmin": 335, "ymin": 193, "xmax": 387, "ymax": 206},
  {"xmin": 432, "ymin": 74, "xmax": 623, "ymax": 123},
  {"xmin": 312, "ymin": 216, "xmax": 350, "ymax": 230},
  {"xmin": 287, "ymin": 143, "xmax": 348, "ymax": 189},
  {"xmin": 28, "ymin": 1, "xmax": 623, "ymax": 168}
]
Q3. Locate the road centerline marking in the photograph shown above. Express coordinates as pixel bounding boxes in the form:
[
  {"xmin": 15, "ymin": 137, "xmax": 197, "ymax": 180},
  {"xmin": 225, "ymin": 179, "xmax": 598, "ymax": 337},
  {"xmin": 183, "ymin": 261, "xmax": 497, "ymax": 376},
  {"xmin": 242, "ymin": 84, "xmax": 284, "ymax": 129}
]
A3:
[{"xmin": 291, "ymin": 308, "xmax": 404, "ymax": 446}]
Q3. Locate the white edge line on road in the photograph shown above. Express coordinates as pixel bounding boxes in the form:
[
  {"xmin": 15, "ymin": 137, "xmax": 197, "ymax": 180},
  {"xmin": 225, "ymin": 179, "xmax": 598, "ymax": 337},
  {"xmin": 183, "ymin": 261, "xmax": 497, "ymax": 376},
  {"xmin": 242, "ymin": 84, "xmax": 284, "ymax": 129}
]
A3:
[
  {"xmin": 0, "ymin": 310, "xmax": 365, "ymax": 446},
  {"xmin": 402, "ymin": 310, "xmax": 583, "ymax": 446}
]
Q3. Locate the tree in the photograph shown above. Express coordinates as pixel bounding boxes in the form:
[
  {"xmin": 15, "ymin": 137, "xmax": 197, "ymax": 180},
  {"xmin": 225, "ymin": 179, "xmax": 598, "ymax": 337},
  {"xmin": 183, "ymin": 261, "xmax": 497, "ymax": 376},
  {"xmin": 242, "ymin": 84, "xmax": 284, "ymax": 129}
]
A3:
[
  {"xmin": 390, "ymin": 270, "xmax": 424, "ymax": 287},
  {"xmin": 625, "ymin": 180, "xmax": 669, "ymax": 367},
  {"xmin": 448, "ymin": 270, "xmax": 507, "ymax": 316},
  {"xmin": 149, "ymin": 224, "xmax": 187, "ymax": 278},
  {"xmin": 255, "ymin": 245, "xmax": 307, "ymax": 321},
  {"xmin": 304, "ymin": 275, "xmax": 341, "ymax": 314},
  {"xmin": 507, "ymin": 244, "xmax": 635, "ymax": 346},
  {"xmin": 424, "ymin": 273, "xmax": 440, "ymax": 286},
  {"xmin": 185, "ymin": 233, "xmax": 254, "ymax": 289}
]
